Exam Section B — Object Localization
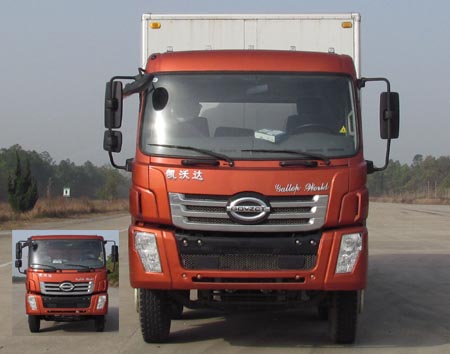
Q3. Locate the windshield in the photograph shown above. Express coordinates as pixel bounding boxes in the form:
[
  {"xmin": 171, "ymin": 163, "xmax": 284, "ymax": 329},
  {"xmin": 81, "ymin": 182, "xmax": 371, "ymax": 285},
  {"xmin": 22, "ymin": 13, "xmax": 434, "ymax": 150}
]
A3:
[
  {"xmin": 29, "ymin": 239, "xmax": 105, "ymax": 271},
  {"xmin": 141, "ymin": 73, "xmax": 358, "ymax": 160}
]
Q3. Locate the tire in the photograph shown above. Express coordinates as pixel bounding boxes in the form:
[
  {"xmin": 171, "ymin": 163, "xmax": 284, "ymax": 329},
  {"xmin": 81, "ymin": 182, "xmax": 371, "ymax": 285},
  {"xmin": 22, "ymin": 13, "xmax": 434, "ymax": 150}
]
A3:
[
  {"xmin": 329, "ymin": 291, "xmax": 358, "ymax": 344},
  {"xmin": 94, "ymin": 315, "xmax": 105, "ymax": 332},
  {"xmin": 170, "ymin": 301, "xmax": 184, "ymax": 320},
  {"xmin": 139, "ymin": 289, "xmax": 171, "ymax": 343},
  {"xmin": 28, "ymin": 315, "xmax": 40, "ymax": 333},
  {"xmin": 317, "ymin": 304, "xmax": 329, "ymax": 321}
]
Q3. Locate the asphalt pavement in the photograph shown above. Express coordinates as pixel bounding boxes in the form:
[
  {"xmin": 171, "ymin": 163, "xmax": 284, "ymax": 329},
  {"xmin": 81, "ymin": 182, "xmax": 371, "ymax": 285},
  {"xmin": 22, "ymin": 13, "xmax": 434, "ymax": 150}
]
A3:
[{"xmin": 0, "ymin": 204, "xmax": 449, "ymax": 354}]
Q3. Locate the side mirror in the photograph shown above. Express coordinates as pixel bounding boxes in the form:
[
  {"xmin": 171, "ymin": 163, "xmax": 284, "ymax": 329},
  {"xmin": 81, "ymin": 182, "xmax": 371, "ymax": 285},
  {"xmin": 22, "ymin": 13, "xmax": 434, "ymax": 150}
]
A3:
[
  {"xmin": 111, "ymin": 245, "xmax": 119, "ymax": 263},
  {"xmin": 152, "ymin": 87, "xmax": 169, "ymax": 111},
  {"xmin": 15, "ymin": 242, "xmax": 22, "ymax": 261},
  {"xmin": 15, "ymin": 242, "xmax": 25, "ymax": 272},
  {"xmin": 380, "ymin": 92, "xmax": 400, "ymax": 139},
  {"xmin": 104, "ymin": 81, "xmax": 123, "ymax": 129},
  {"xmin": 103, "ymin": 130, "xmax": 122, "ymax": 153}
]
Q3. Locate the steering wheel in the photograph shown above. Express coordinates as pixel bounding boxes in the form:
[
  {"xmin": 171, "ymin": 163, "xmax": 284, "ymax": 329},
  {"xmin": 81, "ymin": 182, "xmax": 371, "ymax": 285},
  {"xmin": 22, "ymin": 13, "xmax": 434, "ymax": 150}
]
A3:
[{"xmin": 290, "ymin": 124, "xmax": 335, "ymax": 134}]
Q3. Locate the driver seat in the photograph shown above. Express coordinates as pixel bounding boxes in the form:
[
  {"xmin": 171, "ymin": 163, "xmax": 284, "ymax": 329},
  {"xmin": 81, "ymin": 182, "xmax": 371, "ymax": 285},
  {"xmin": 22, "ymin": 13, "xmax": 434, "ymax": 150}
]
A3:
[{"xmin": 285, "ymin": 97, "xmax": 331, "ymax": 133}]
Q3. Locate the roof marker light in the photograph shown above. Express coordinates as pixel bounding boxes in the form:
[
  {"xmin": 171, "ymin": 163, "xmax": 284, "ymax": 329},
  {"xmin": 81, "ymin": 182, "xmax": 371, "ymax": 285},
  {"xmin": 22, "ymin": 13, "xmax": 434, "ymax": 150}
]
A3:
[
  {"xmin": 341, "ymin": 21, "xmax": 353, "ymax": 29},
  {"xmin": 150, "ymin": 22, "xmax": 161, "ymax": 29}
]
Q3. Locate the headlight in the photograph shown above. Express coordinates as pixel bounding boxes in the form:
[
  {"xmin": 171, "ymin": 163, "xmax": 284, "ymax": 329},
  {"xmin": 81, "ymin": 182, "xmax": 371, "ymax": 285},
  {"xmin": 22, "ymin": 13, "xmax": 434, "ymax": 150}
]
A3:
[
  {"xmin": 96, "ymin": 295, "xmax": 107, "ymax": 310},
  {"xmin": 134, "ymin": 231, "xmax": 162, "ymax": 273},
  {"xmin": 27, "ymin": 295, "xmax": 38, "ymax": 311},
  {"xmin": 335, "ymin": 233, "xmax": 362, "ymax": 274}
]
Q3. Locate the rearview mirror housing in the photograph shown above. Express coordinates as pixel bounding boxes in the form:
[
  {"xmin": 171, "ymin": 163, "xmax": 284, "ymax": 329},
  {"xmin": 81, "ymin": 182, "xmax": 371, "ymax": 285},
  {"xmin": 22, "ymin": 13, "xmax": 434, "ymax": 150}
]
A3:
[
  {"xmin": 15, "ymin": 242, "xmax": 22, "ymax": 261},
  {"xmin": 103, "ymin": 130, "xmax": 123, "ymax": 153},
  {"xmin": 380, "ymin": 92, "xmax": 400, "ymax": 139},
  {"xmin": 111, "ymin": 245, "xmax": 119, "ymax": 263},
  {"xmin": 104, "ymin": 81, "xmax": 123, "ymax": 129}
]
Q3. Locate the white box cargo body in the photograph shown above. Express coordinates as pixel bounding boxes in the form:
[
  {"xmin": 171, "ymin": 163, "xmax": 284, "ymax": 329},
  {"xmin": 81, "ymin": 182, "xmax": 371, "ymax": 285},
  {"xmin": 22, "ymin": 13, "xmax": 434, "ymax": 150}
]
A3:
[{"xmin": 141, "ymin": 13, "xmax": 361, "ymax": 76}]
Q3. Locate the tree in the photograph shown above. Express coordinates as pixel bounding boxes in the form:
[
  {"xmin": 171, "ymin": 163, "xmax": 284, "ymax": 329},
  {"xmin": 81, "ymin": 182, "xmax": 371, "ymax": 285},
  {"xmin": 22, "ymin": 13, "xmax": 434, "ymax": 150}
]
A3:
[
  {"xmin": 97, "ymin": 169, "xmax": 120, "ymax": 200},
  {"xmin": 412, "ymin": 154, "xmax": 423, "ymax": 167},
  {"xmin": 7, "ymin": 153, "xmax": 39, "ymax": 212}
]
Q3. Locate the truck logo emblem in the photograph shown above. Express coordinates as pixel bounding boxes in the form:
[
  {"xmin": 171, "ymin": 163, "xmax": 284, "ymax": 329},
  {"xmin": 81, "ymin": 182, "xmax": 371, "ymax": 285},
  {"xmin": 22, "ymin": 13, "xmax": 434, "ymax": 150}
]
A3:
[
  {"xmin": 226, "ymin": 194, "xmax": 271, "ymax": 224},
  {"xmin": 275, "ymin": 183, "xmax": 300, "ymax": 193},
  {"xmin": 59, "ymin": 282, "xmax": 75, "ymax": 292}
]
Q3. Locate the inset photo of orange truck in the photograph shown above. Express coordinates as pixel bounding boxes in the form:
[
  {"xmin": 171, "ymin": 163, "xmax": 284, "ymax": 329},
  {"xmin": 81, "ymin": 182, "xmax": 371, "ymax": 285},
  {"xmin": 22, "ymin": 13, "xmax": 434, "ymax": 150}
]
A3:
[{"xmin": 11, "ymin": 230, "xmax": 119, "ymax": 335}]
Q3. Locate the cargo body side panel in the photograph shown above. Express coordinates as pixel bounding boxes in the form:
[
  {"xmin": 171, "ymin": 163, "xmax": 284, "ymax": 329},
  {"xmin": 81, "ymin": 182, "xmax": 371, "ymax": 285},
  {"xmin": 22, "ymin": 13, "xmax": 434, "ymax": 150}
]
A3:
[{"xmin": 142, "ymin": 13, "xmax": 360, "ymax": 75}]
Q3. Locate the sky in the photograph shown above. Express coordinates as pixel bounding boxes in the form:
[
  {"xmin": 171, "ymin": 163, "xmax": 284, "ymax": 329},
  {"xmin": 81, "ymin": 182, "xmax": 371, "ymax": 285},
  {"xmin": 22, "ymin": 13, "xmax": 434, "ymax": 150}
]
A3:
[{"xmin": 1, "ymin": 0, "xmax": 449, "ymax": 166}]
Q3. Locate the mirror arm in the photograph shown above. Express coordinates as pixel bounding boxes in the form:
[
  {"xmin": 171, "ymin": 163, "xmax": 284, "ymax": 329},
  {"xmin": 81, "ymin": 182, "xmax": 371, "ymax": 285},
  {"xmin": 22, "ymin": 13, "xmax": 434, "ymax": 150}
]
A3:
[
  {"xmin": 366, "ymin": 139, "xmax": 391, "ymax": 174},
  {"xmin": 108, "ymin": 151, "xmax": 128, "ymax": 171},
  {"xmin": 358, "ymin": 77, "xmax": 391, "ymax": 93},
  {"xmin": 105, "ymin": 70, "xmax": 151, "ymax": 171},
  {"xmin": 359, "ymin": 77, "xmax": 396, "ymax": 174},
  {"xmin": 359, "ymin": 77, "xmax": 394, "ymax": 122},
  {"xmin": 105, "ymin": 77, "xmax": 133, "ymax": 172}
]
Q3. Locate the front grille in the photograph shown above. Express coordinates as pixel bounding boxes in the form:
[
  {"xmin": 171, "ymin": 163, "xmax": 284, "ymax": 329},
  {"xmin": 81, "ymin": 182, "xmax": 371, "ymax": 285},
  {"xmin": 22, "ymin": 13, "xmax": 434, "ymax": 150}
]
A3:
[
  {"xmin": 40, "ymin": 281, "xmax": 94, "ymax": 295},
  {"xmin": 169, "ymin": 193, "xmax": 328, "ymax": 232},
  {"xmin": 42, "ymin": 295, "xmax": 91, "ymax": 309},
  {"xmin": 181, "ymin": 254, "xmax": 317, "ymax": 271},
  {"xmin": 186, "ymin": 205, "xmax": 224, "ymax": 213},
  {"xmin": 176, "ymin": 232, "xmax": 320, "ymax": 271}
]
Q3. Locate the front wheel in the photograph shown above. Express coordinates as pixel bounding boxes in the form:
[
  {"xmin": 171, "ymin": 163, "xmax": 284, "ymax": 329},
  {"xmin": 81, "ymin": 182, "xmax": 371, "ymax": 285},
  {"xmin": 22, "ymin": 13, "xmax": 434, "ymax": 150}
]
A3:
[
  {"xmin": 170, "ymin": 301, "xmax": 184, "ymax": 320},
  {"xmin": 94, "ymin": 315, "xmax": 105, "ymax": 332},
  {"xmin": 329, "ymin": 291, "xmax": 358, "ymax": 344},
  {"xmin": 139, "ymin": 289, "xmax": 171, "ymax": 343},
  {"xmin": 28, "ymin": 315, "xmax": 40, "ymax": 333}
]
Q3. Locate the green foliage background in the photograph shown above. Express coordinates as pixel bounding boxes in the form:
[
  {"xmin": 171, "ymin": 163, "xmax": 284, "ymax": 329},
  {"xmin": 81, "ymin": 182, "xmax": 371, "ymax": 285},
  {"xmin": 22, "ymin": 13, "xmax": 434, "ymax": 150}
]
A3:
[
  {"xmin": 7, "ymin": 153, "xmax": 38, "ymax": 212},
  {"xmin": 367, "ymin": 154, "xmax": 450, "ymax": 200},
  {"xmin": 3, "ymin": 145, "xmax": 450, "ymax": 204},
  {"xmin": 1, "ymin": 145, "xmax": 130, "ymax": 202},
  {"xmin": 107, "ymin": 255, "xmax": 119, "ymax": 287}
]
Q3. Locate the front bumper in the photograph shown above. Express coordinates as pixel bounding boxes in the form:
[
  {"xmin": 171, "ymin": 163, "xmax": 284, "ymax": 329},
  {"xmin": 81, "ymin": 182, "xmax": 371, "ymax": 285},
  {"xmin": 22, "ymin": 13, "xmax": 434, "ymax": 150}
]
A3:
[
  {"xmin": 129, "ymin": 225, "xmax": 367, "ymax": 291},
  {"xmin": 25, "ymin": 293, "xmax": 109, "ymax": 316}
]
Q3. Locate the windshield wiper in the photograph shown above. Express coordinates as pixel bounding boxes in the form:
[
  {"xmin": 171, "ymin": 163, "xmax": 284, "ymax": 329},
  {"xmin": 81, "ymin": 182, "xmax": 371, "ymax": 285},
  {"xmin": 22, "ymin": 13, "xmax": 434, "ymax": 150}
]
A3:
[
  {"xmin": 279, "ymin": 160, "xmax": 318, "ymax": 167},
  {"xmin": 64, "ymin": 264, "xmax": 95, "ymax": 271},
  {"xmin": 181, "ymin": 158, "xmax": 220, "ymax": 167},
  {"xmin": 241, "ymin": 149, "xmax": 330, "ymax": 165},
  {"xmin": 148, "ymin": 143, "xmax": 234, "ymax": 167},
  {"xmin": 30, "ymin": 263, "xmax": 58, "ymax": 272}
]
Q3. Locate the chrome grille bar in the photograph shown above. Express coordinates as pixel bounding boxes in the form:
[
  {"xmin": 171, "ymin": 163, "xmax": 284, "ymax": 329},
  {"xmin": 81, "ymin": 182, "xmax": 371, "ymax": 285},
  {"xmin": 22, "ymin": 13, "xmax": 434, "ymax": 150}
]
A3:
[
  {"xmin": 169, "ymin": 193, "xmax": 328, "ymax": 232},
  {"xmin": 40, "ymin": 281, "xmax": 94, "ymax": 295}
]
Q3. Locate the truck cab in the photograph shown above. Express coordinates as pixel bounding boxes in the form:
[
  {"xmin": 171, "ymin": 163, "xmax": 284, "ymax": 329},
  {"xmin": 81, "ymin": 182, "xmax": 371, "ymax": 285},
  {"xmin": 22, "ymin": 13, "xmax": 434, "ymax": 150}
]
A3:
[
  {"xmin": 15, "ymin": 235, "xmax": 118, "ymax": 332},
  {"xmin": 103, "ymin": 14, "xmax": 399, "ymax": 344}
]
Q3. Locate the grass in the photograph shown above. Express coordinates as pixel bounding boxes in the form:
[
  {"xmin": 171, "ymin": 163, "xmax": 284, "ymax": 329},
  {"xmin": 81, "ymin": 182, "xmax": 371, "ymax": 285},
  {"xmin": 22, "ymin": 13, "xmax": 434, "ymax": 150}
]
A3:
[
  {"xmin": 107, "ymin": 257, "xmax": 119, "ymax": 287},
  {"xmin": 0, "ymin": 197, "xmax": 128, "ymax": 229}
]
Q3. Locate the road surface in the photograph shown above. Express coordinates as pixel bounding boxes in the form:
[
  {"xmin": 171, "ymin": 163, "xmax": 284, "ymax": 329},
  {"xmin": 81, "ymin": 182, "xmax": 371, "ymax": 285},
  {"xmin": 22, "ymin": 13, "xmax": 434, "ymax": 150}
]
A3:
[{"xmin": 0, "ymin": 204, "xmax": 449, "ymax": 353}]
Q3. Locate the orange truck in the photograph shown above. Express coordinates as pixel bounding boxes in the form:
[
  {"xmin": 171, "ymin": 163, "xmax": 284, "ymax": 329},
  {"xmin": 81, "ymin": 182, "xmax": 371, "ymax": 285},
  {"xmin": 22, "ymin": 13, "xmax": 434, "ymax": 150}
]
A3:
[
  {"xmin": 15, "ymin": 235, "xmax": 118, "ymax": 332},
  {"xmin": 103, "ymin": 13, "xmax": 399, "ymax": 343}
]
